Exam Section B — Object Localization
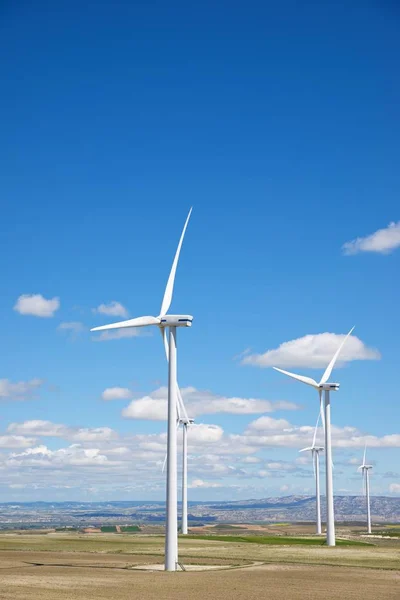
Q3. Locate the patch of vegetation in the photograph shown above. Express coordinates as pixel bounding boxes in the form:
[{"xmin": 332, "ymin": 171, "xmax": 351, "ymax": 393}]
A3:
[
  {"xmin": 121, "ymin": 525, "xmax": 140, "ymax": 533},
  {"xmin": 186, "ymin": 535, "xmax": 372, "ymax": 547},
  {"xmin": 100, "ymin": 526, "xmax": 117, "ymax": 533},
  {"xmin": 373, "ymin": 530, "xmax": 400, "ymax": 537}
]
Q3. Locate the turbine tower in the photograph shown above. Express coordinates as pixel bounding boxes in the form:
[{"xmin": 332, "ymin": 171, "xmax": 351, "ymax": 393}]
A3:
[
  {"xmin": 91, "ymin": 209, "xmax": 193, "ymax": 571},
  {"xmin": 273, "ymin": 326, "xmax": 354, "ymax": 547},
  {"xmin": 358, "ymin": 444, "xmax": 373, "ymax": 534},
  {"xmin": 162, "ymin": 392, "xmax": 193, "ymax": 537},
  {"xmin": 299, "ymin": 413, "xmax": 324, "ymax": 535},
  {"xmin": 180, "ymin": 415, "xmax": 194, "ymax": 535}
]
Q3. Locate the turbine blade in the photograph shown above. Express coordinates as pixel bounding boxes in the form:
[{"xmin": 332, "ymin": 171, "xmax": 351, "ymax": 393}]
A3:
[
  {"xmin": 273, "ymin": 367, "xmax": 319, "ymax": 389},
  {"xmin": 91, "ymin": 315, "xmax": 160, "ymax": 332},
  {"xmin": 319, "ymin": 326, "xmax": 355, "ymax": 385},
  {"xmin": 363, "ymin": 443, "xmax": 367, "ymax": 468},
  {"xmin": 177, "ymin": 386, "xmax": 189, "ymax": 423},
  {"xmin": 160, "ymin": 328, "xmax": 190, "ymax": 423},
  {"xmin": 159, "ymin": 208, "xmax": 192, "ymax": 317},
  {"xmin": 312, "ymin": 412, "xmax": 320, "ymax": 449},
  {"xmin": 312, "ymin": 450, "xmax": 316, "ymax": 479},
  {"xmin": 162, "ymin": 452, "xmax": 167, "ymax": 474},
  {"xmin": 299, "ymin": 447, "xmax": 312, "ymax": 453},
  {"xmin": 160, "ymin": 327, "xmax": 169, "ymax": 360},
  {"xmin": 319, "ymin": 390, "xmax": 325, "ymax": 436}
]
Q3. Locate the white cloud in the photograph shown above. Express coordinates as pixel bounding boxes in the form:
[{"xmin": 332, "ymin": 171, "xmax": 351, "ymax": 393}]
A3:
[
  {"xmin": 189, "ymin": 479, "xmax": 222, "ymax": 489},
  {"xmin": 389, "ymin": 483, "xmax": 400, "ymax": 494},
  {"xmin": 242, "ymin": 331, "xmax": 380, "ymax": 369},
  {"xmin": 188, "ymin": 424, "xmax": 224, "ymax": 444},
  {"xmin": 69, "ymin": 428, "xmax": 117, "ymax": 442},
  {"xmin": 93, "ymin": 301, "xmax": 128, "ymax": 318},
  {"xmin": 232, "ymin": 419, "xmax": 400, "ymax": 450},
  {"xmin": 7, "ymin": 420, "xmax": 117, "ymax": 443},
  {"xmin": 0, "ymin": 435, "xmax": 37, "ymax": 448},
  {"xmin": 342, "ymin": 221, "xmax": 400, "ymax": 255},
  {"xmin": 102, "ymin": 387, "xmax": 132, "ymax": 401},
  {"xmin": 280, "ymin": 484, "xmax": 289, "ymax": 492},
  {"xmin": 92, "ymin": 328, "xmax": 142, "ymax": 342},
  {"xmin": 0, "ymin": 378, "xmax": 43, "ymax": 400},
  {"xmin": 58, "ymin": 322, "xmax": 86, "ymax": 338},
  {"xmin": 122, "ymin": 395, "xmax": 166, "ymax": 420},
  {"xmin": 8, "ymin": 420, "xmax": 66, "ymax": 437},
  {"xmin": 7, "ymin": 444, "xmax": 118, "ymax": 468},
  {"xmin": 246, "ymin": 416, "xmax": 291, "ymax": 432},
  {"xmin": 122, "ymin": 386, "xmax": 299, "ymax": 421},
  {"xmin": 14, "ymin": 294, "xmax": 60, "ymax": 317}
]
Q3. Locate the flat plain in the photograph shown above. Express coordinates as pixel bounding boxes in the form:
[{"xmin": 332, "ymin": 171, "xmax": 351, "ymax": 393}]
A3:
[{"xmin": 0, "ymin": 527, "xmax": 398, "ymax": 600}]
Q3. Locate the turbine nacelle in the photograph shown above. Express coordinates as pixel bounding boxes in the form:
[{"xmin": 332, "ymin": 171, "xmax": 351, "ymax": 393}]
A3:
[
  {"xmin": 160, "ymin": 315, "xmax": 193, "ymax": 328},
  {"xmin": 180, "ymin": 417, "xmax": 194, "ymax": 425},
  {"xmin": 319, "ymin": 383, "xmax": 340, "ymax": 391}
]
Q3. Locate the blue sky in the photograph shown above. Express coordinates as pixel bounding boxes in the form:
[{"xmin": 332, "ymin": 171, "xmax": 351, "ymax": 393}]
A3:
[{"xmin": 1, "ymin": 0, "xmax": 399, "ymax": 501}]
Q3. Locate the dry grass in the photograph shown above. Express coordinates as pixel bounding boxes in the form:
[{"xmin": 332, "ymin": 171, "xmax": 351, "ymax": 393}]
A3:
[
  {"xmin": 0, "ymin": 559, "xmax": 398, "ymax": 600},
  {"xmin": 0, "ymin": 532, "xmax": 398, "ymax": 599}
]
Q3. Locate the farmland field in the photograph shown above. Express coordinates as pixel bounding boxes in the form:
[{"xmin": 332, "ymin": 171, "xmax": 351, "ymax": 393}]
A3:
[{"xmin": 0, "ymin": 530, "xmax": 398, "ymax": 599}]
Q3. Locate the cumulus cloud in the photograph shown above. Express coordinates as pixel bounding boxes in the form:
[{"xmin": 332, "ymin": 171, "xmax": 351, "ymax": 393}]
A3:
[
  {"xmin": 242, "ymin": 331, "xmax": 380, "ymax": 369},
  {"xmin": 342, "ymin": 221, "xmax": 400, "ymax": 255},
  {"xmin": 0, "ymin": 378, "xmax": 43, "ymax": 400},
  {"xmin": 187, "ymin": 424, "xmax": 224, "ymax": 444},
  {"xmin": 102, "ymin": 387, "xmax": 132, "ymax": 401},
  {"xmin": 389, "ymin": 483, "xmax": 400, "ymax": 494},
  {"xmin": 246, "ymin": 416, "xmax": 291, "ymax": 432},
  {"xmin": 93, "ymin": 301, "xmax": 128, "ymax": 318},
  {"xmin": 58, "ymin": 322, "xmax": 86, "ymax": 338},
  {"xmin": 92, "ymin": 329, "xmax": 142, "ymax": 342},
  {"xmin": 0, "ymin": 435, "xmax": 37, "ymax": 448},
  {"xmin": 122, "ymin": 386, "xmax": 299, "ymax": 421},
  {"xmin": 232, "ymin": 418, "xmax": 400, "ymax": 450},
  {"xmin": 7, "ymin": 444, "xmax": 118, "ymax": 468},
  {"xmin": 189, "ymin": 479, "xmax": 222, "ymax": 489},
  {"xmin": 7, "ymin": 420, "xmax": 117, "ymax": 443},
  {"xmin": 14, "ymin": 294, "xmax": 60, "ymax": 317}
]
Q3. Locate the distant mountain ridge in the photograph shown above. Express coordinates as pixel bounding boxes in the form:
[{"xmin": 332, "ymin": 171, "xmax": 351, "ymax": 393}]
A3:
[
  {"xmin": 205, "ymin": 495, "xmax": 400, "ymax": 522},
  {"xmin": 0, "ymin": 496, "xmax": 398, "ymax": 526}
]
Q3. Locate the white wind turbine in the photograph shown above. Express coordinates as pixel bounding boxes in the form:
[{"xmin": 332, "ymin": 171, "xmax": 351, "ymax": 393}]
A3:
[
  {"xmin": 299, "ymin": 413, "xmax": 324, "ymax": 535},
  {"xmin": 162, "ymin": 389, "xmax": 194, "ymax": 536},
  {"xmin": 273, "ymin": 326, "xmax": 354, "ymax": 546},
  {"xmin": 358, "ymin": 444, "xmax": 373, "ymax": 534},
  {"xmin": 180, "ymin": 413, "xmax": 194, "ymax": 535},
  {"xmin": 91, "ymin": 208, "xmax": 193, "ymax": 571}
]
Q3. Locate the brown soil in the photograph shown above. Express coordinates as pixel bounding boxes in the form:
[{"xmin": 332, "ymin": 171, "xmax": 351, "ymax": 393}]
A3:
[{"xmin": 0, "ymin": 551, "xmax": 398, "ymax": 600}]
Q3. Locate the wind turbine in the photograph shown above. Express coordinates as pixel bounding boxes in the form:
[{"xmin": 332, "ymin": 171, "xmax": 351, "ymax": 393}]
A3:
[
  {"xmin": 162, "ymin": 389, "xmax": 194, "ymax": 536},
  {"xmin": 180, "ymin": 414, "xmax": 194, "ymax": 535},
  {"xmin": 273, "ymin": 326, "xmax": 354, "ymax": 547},
  {"xmin": 299, "ymin": 413, "xmax": 324, "ymax": 535},
  {"xmin": 91, "ymin": 208, "xmax": 193, "ymax": 571},
  {"xmin": 358, "ymin": 444, "xmax": 373, "ymax": 534}
]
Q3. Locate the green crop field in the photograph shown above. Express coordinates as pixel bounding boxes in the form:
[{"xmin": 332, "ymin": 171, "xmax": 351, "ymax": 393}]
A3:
[{"xmin": 186, "ymin": 535, "xmax": 371, "ymax": 546}]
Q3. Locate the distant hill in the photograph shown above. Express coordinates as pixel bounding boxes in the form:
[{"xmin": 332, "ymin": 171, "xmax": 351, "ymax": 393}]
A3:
[
  {"xmin": 205, "ymin": 495, "xmax": 400, "ymax": 522},
  {"xmin": 0, "ymin": 496, "xmax": 398, "ymax": 527}
]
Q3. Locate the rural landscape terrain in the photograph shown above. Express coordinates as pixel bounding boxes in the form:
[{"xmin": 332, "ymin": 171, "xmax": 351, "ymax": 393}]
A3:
[
  {"xmin": 1, "ymin": 496, "xmax": 399, "ymax": 529},
  {"xmin": 0, "ymin": 499, "xmax": 399, "ymax": 599},
  {"xmin": 0, "ymin": 522, "xmax": 398, "ymax": 600}
]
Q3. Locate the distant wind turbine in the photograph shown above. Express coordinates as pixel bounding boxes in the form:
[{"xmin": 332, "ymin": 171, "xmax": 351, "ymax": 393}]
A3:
[
  {"xmin": 299, "ymin": 413, "xmax": 324, "ymax": 535},
  {"xmin": 162, "ymin": 388, "xmax": 194, "ymax": 536},
  {"xmin": 358, "ymin": 444, "xmax": 373, "ymax": 534},
  {"xmin": 91, "ymin": 209, "xmax": 193, "ymax": 571},
  {"xmin": 273, "ymin": 326, "xmax": 355, "ymax": 547}
]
